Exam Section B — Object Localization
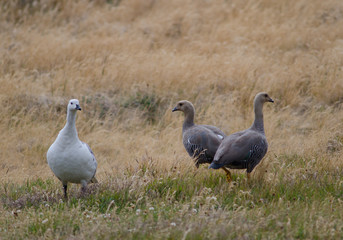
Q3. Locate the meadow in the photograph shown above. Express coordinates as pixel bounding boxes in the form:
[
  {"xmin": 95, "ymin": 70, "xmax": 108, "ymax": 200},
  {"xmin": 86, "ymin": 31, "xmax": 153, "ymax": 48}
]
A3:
[{"xmin": 1, "ymin": 0, "xmax": 343, "ymax": 238}]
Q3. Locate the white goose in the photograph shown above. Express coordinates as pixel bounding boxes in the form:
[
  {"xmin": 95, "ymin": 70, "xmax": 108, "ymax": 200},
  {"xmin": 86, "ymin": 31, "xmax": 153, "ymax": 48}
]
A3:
[{"xmin": 47, "ymin": 99, "xmax": 98, "ymax": 198}]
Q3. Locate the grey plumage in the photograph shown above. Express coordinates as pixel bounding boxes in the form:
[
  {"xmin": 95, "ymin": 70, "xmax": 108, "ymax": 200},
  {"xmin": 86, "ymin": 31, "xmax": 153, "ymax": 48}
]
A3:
[
  {"xmin": 83, "ymin": 142, "xmax": 95, "ymax": 157},
  {"xmin": 183, "ymin": 125, "xmax": 226, "ymax": 166},
  {"xmin": 82, "ymin": 141, "xmax": 98, "ymax": 183},
  {"xmin": 209, "ymin": 92, "xmax": 274, "ymax": 180},
  {"xmin": 172, "ymin": 100, "xmax": 226, "ymax": 167}
]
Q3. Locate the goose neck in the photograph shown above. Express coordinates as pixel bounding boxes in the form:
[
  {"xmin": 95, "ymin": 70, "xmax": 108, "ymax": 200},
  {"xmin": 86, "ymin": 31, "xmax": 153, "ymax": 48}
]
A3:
[
  {"xmin": 63, "ymin": 110, "xmax": 78, "ymax": 138},
  {"xmin": 182, "ymin": 109, "xmax": 195, "ymax": 130},
  {"xmin": 251, "ymin": 101, "xmax": 265, "ymax": 133}
]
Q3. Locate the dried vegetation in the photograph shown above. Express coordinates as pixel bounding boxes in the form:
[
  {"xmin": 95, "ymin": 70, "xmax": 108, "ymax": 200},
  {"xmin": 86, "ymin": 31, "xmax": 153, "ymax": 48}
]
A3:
[{"xmin": 1, "ymin": 0, "xmax": 343, "ymax": 239}]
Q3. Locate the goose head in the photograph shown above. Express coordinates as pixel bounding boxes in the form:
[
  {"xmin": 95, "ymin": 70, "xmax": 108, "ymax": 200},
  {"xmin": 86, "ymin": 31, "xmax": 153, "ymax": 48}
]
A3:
[
  {"xmin": 255, "ymin": 92, "xmax": 274, "ymax": 104},
  {"xmin": 68, "ymin": 99, "xmax": 82, "ymax": 112},
  {"xmin": 172, "ymin": 100, "xmax": 194, "ymax": 113}
]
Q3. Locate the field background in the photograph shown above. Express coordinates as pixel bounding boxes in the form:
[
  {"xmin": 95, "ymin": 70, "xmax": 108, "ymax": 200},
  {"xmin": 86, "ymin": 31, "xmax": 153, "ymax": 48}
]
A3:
[{"xmin": 1, "ymin": 0, "xmax": 343, "ymax": 239}]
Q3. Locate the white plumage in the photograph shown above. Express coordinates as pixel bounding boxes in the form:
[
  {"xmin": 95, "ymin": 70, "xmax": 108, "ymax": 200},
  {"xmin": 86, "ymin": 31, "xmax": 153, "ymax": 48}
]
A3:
[{"xmin": 47, "ymin": 99, "xmax": 97, "ymax": 198}]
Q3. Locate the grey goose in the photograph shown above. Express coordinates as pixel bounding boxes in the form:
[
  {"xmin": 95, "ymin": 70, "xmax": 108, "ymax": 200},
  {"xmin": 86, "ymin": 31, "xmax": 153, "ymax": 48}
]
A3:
[
  {"xmin": 172, "ymin": 100, "xmax": 228, "ymax": 169},
  {"xmin": 209, "ymin": 92, "xmax": 274, "ymax": 182}
]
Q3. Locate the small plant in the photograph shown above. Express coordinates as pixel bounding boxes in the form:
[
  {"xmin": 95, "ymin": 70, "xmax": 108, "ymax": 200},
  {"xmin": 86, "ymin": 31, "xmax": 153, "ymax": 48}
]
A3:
[{"xmin": 123, "ymin": 91, "xmax": 165, "ymax": 123}]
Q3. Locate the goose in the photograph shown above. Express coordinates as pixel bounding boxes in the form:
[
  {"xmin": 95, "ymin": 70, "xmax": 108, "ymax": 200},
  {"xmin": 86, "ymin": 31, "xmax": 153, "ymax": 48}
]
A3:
[
  {"xmin": 172, "ymin": 100, "xmax": 228, "ymax": 169},
  {"xmin": 209, "ymin": 92, "xmax": 274, "ymax": 182},
  {"xmin": 47, "ymin": 99, "xmax": 98, "ymax": 198}
]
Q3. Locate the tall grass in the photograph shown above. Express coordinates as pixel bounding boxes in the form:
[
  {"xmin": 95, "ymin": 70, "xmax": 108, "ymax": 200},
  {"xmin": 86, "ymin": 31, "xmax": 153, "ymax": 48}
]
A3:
[{"xmin": 1, "ymin": 0, "xmax": 343, "ymax": 238}]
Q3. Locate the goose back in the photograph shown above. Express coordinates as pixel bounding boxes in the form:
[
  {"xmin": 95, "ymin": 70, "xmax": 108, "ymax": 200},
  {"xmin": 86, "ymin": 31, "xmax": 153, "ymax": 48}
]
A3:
[
  {"xmin": 212, "ymin": 130, "xmax": 267, "ymax": 172},
  {"xmin": 183, "ymin": 124, "xmax": 225, "ymax": 166}
]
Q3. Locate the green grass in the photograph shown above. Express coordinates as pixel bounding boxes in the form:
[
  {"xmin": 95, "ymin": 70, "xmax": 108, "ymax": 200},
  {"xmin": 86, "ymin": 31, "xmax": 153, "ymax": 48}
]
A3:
[
  {"xmin": 1, "ymin": 0, "xmax": 343, "ymax": 239},
  {"xmin": 1, "ymin": 157, "xmax": 343, "ymax": 239}
]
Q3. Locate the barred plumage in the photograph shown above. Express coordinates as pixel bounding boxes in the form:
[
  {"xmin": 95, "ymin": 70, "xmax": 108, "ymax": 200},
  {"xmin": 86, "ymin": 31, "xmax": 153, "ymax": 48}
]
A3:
[
  {"xmin": 209, "ymin": 92, "xmax": 274, "ymax": 181},
  {"xmin": 172, "ymin": 100, "xmax": 227, "ymax": 168}
]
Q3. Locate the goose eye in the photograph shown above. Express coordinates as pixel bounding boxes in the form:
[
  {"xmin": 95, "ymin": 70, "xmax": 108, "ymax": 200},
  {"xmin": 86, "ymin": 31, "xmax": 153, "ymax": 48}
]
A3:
[
  {"xmin": 264, "ymin": 94, "xmax": 268, "ymax": 97},
  {"xmin": 71, "ymin": 102, "xmax": 73, "ymax": 105},
  {"xmin": 179, "ymin": 103, "xmax": 183, "ymax": 107}
]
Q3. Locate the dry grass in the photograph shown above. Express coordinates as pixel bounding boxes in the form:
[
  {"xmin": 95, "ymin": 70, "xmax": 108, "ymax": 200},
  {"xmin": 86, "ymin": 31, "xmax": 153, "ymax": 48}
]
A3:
[{"xmin": 1, "ymin": 0, "xmax": 343, "ymax": 238}]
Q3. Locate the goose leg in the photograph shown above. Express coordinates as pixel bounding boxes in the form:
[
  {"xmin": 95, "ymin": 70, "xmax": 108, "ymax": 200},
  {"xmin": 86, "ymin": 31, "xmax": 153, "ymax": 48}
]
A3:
[
  {"xmin": 221, "ymin": 167, "xmax": 232, "ymax": 183},
  {"xmin": 81, "ymin": 180, "xmax": 87, "ymax": 195},
  {"xmin": 247, "ymin": 172, "xmax": 251, "ymax": 182},
  {"xmin": 63, "ymin": 184, "xmax": 68, "ymax": 199}
]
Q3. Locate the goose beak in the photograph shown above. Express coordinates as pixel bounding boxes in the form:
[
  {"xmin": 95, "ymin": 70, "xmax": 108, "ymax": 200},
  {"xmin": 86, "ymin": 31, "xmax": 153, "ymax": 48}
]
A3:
[
  {"xmin": 172, "ymin": 107, "xmax": 178, "ymax": 112},
  {"xmin": 269, "ymin": 98, "xmax": 274, "ymax": 103},
  {"xmin": 76, "ymin": 104, "xmax": 82, "ymax": 111}
]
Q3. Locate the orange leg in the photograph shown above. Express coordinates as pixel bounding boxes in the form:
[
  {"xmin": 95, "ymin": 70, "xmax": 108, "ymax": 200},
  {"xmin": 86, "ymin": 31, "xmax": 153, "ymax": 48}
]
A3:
[
  {"xmin": 247, "ymin": 172, "xmax": 251, "ymax": 182},
  {"xmin": 221, "ymin": 167, "xmax": 232, "ymax": 183}
]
